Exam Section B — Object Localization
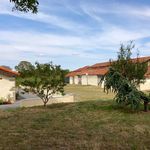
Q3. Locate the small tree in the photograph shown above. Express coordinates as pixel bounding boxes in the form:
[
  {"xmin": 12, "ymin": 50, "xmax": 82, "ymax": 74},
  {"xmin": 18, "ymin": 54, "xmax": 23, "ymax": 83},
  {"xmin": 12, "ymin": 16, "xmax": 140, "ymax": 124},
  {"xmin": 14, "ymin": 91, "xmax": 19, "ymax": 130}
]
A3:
[
  {"xmin": 15, "ymin": 61, "xmax": 34, "ymax": 72},
  {"xmin": 15, "ymin": 61, "xmax": 34, "ymax": 87},
  {"xmin": 111, "ymin": 42, "xmax": 148, "ymax": 85},
  {"xmin": 103, "ymin": 68, "xmax": 150, "ymax": 111},
  {"xmin": 102, "ymin": 42, "xmax": 150, "ymax": 111},
  {"xmin": 17, "ymin": 62, "xmax": 66, "ymax": 106},
  {"xmin": 10, "ymin": 0, "xmax": 39, "ymax": 13}
]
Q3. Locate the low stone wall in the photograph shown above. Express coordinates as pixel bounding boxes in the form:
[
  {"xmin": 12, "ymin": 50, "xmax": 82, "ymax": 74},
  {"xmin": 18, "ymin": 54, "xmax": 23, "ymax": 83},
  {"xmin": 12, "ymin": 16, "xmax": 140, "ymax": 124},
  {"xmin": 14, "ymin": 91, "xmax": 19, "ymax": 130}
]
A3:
[{"xmin": 19, "ymin": 94, "xmax": 74, "ymax": 108}]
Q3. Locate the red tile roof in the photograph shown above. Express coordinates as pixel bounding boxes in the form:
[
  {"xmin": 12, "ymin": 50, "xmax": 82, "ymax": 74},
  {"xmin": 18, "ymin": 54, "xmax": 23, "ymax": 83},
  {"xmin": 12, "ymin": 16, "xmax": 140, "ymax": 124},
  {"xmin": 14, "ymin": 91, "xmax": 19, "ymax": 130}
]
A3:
[
  {"xmin": 0, "ymin": 66, "xmax": 19, "ymax": 77},
  {"xmin": 78, "ymin": 68, "xmax": 108, "ymax": 76},
  {"xmin": 66, "ymin": 56, "xmax": 150, "ymax": 77},
  {"xmin": 91, "ymin": 56, "xmax": 150, "ymax": 68},
  {"xmin": 66, "ymin": 66, "xmax": 89, "ymax": 77},
  {"xmin": 91, "ymin": 61, "xmax": 111, "ymax": 68},
  {"xmin": 131, "ymin": 56, "xmax": 150, "ymax": 63}
]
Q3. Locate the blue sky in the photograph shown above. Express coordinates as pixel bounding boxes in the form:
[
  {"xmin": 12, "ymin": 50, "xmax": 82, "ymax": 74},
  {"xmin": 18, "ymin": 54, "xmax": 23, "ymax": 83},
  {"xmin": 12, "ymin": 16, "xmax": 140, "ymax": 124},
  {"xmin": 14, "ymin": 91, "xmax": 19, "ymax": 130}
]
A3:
[{"xmin": 0, "ymin": 0, "xmax": 150, "ymax": 70}]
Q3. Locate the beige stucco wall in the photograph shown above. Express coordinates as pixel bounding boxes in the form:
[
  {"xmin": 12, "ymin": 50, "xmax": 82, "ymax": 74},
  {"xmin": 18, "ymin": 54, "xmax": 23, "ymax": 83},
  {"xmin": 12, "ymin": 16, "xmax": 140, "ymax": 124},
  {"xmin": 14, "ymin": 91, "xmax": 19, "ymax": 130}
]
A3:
[
  {"xmin": 20, "ymin": 94, "xmax": 74, "ymax": 107},
  {"xmin": 139, "ymin": 79, "xmax": 150, "ymax": 91},
  {"xmin": 0, "ymin": 74, "xmax": 16, "ymax": 102},
  {"xmin": 70, "ymin": 75, "xmax": 101, "ymax": 86},
  {"xmin": 81, "ymin": 75, "xmax": 88, "ymax": 85},
  {"xmin": 69, "ymin": 77, "xmax": 74, "ymax": 84},
  {"xmin": 69, "ymin": 73, "xmax": 150, "ymax": 91},
  {"xmin": 74, "ymin": 76, "xmax": 79, "ymax": 84},
  {"xmin": 87, "ymin": 75, "xmax": 98, "ymax": 86}
]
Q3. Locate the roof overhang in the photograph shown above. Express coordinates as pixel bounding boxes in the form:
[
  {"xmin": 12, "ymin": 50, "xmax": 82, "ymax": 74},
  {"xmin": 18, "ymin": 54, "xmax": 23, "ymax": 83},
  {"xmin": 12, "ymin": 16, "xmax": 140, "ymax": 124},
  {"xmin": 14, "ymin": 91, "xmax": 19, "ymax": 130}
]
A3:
[{"xmin": 0, "ymin": 67, "xmax": 19, "ymax": 77}]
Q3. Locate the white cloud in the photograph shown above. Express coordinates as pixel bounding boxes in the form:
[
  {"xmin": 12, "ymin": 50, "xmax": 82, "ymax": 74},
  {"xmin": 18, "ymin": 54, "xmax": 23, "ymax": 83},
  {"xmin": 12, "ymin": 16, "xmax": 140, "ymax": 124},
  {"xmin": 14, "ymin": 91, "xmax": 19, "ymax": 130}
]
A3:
[
  {"xmin": 0, "ymin": 0, "xmax": 90, "ymax": 32},
  {"xmin": 0, "ymin": 25, "xmax": 149, "ymax": 61},
  {"xmin": 80, "ymin": 1, "xmax": 150, "ymax": 21},
  {"xmin": 0, "ymin": 0, "xmax": 150, "ymax": 69}
]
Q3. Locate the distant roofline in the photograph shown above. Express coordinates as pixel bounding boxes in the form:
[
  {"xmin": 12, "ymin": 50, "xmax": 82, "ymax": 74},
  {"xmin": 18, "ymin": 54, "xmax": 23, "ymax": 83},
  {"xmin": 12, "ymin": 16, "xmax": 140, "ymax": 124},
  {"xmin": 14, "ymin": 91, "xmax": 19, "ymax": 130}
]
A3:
[
  {"xmin": 0, "ymin": 66, "xmax": 19, "ymax": 77},
  {"xmin": 92, "ymin": 56, "xmax": 150, "ymax": 67},
  {"xmin": 66, "ymin": 56, "xmax": 150, "ymax": 77}
]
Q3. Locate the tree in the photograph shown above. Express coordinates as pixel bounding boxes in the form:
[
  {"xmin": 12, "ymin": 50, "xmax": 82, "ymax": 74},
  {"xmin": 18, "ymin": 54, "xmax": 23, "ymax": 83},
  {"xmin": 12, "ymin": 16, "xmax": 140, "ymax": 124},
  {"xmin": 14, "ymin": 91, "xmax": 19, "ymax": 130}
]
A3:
[
  {"xmin": 15, "ymin": 61, "xmax": 35, "ymax": 88},
  {"xmin": 10, "ymin": 0, "xmax": 39, "ymax": 13},
  {"xmin": 17, "ymin": 62, "xmax": 66, "ymax": 106},
  {"xmin": 111, "ymin": 42, "xmax": 148, "ymax": 85},
  {"xmin": 103, "ymin": 68, "xmax": 150, "ymax": 111},
  {"xmin": 102, "ymin": 42, "xmax": 150, "ymax": 111},
  {"xmin": 15, "ymin": 61, "xmax": 33, "ymax": 73}
]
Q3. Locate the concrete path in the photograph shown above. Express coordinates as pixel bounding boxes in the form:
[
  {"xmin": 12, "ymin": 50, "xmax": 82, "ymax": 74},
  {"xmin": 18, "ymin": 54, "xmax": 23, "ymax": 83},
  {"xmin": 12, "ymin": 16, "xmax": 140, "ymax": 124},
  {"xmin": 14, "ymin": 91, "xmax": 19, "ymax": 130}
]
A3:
[
  {"xmin": 18, "ymin": 89, "xmax": 39, "ymax": 99},
  {"xmin": 0, "ymin": 90, "xmax": 40, "ymax": 110},
  {"xmin": 0, "ymin": 101, "xmax": 20, "ymax": 110},
  {"xmin": 0, "ymin": 90, "xmax": 74, "ymax": 110}
]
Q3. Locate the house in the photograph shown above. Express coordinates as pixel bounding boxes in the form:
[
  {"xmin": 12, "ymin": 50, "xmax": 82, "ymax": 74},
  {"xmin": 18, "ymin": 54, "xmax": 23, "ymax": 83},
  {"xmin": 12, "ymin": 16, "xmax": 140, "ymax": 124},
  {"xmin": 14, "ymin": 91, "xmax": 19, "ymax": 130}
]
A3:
[
  {"xmin": 0, "ymin": 66, "xmax": 19, "ymax": 103},
  {"xmin": 66, "ymin": 56, "xmax": 150, "ymax": 91}
]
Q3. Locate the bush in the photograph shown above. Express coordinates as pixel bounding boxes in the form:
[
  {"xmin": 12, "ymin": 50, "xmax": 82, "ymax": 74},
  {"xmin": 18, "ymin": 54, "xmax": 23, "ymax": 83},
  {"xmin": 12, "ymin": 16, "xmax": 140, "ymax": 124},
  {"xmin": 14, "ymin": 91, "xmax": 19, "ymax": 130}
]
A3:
[
  {"xmin": 0, "ymin": 97, "xmax": 12, "ymax": 105},
  {"xmin": 3, "ymin": 101, "xmax": 12, "ymax": 105},
  {"xmin": 0, "ymin": 98, "xmax": 3, "ymax": 105}
]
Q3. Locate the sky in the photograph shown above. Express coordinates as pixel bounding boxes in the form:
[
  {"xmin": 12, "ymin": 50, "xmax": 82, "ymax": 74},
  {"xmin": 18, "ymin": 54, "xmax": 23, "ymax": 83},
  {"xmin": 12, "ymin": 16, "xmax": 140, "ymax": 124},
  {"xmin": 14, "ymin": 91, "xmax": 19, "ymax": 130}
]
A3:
[{"xmin": 0, "ymin": 0, "xmax": 150, "ymax": 70}]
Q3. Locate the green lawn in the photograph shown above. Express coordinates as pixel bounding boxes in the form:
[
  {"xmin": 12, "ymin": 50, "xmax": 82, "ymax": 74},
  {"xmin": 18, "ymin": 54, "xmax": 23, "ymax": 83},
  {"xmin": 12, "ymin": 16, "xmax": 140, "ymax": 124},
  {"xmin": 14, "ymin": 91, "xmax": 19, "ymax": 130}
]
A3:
[
  {"xmin": 65, "ymin": 84, "xmax": 114, "ymax": 101},
  {"xmin": 0, "ymin": 85, "xmax": 150, "ymax": 149}
]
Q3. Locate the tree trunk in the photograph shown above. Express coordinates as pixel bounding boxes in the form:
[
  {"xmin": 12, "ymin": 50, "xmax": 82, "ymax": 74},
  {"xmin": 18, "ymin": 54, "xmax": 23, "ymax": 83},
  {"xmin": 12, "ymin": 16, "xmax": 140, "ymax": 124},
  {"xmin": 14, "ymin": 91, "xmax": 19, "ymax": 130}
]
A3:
[
  {"xmin": 144, "ymin": 101, "xmax": 148, "ymax": 112},
  {"xmin": 43, "ymin": 98, "xmax": 49, "ymax": 107},
  {"xmin": 44, "ymin": 102, "xmax": 46, "ymax": 107}
]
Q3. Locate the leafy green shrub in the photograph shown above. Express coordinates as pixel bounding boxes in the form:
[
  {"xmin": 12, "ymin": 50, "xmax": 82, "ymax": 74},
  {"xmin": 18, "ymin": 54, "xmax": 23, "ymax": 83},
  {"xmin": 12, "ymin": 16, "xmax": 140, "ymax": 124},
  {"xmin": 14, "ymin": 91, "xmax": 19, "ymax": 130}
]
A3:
[
  {"xmin": 0, "ymin": 98, "xmax": 4, "ymax": 105},
  {"xmin": 16, "ymin": 62, "xmax": 66, "ymax": 106},
  {"xmin": 102, "ymin": 42, "xmax": 150, "ymax": 111},
  {"xmin": 102, "ymin": 68, "xmax": 150, "ymax": 111},
  {"xmin": 3, "ymin": 101, "xmax": 12, "ymax": 105},
  {"xmin": 0, "ymin": 97, "xmax": 12, "ymax": 105}
]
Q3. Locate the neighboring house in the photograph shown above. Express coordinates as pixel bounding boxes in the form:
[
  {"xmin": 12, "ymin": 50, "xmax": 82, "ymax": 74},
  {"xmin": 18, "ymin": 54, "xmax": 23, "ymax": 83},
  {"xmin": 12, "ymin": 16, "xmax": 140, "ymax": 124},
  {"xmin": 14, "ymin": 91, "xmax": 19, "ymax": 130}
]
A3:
[
  {"xmin": 66, "ymin": 56, "xmax": 150, "ymax": 91},
  {"xmin": 0, "ymin": 66, "xmax": 19, "ymax": 103}
]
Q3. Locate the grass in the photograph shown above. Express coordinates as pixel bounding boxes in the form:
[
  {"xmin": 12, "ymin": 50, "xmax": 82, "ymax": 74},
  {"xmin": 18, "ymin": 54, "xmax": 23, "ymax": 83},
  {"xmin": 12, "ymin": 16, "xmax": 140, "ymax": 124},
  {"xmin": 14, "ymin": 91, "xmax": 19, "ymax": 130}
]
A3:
[
  {"xmin": 0, "ymin": 85, "xmax": 150, "ymax": 149},
  {"xmin": 65, "ymin": 84, "xmax": 115, "ymax": 101}
]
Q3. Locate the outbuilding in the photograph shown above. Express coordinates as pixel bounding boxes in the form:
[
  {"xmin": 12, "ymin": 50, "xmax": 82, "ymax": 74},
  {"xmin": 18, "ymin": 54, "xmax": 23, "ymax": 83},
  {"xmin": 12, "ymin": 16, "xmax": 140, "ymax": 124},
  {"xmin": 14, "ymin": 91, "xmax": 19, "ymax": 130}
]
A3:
[
  {"xmin": 66, "ymin": 56, "xmax": 150, "ymax": 91},
  {"xmin": 0, "ymin": 66, "xmax": 19, "ymax": 103}
]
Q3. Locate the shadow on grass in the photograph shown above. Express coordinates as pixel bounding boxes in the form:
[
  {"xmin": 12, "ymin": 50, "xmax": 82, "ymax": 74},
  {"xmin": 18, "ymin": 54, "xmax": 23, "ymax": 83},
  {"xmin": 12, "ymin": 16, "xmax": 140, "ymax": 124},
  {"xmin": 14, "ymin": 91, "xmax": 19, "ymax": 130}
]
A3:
[
  {"xmin": 6, "ymin": 99, "xmax": 148, "ymax": 115},
  {"xmin": 46, "ymin": 102, "xmax": 75, "ymax": 109},
  {"xmin": 44, "ymin": 99, "xmax": 150, "ymax": 114}
]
